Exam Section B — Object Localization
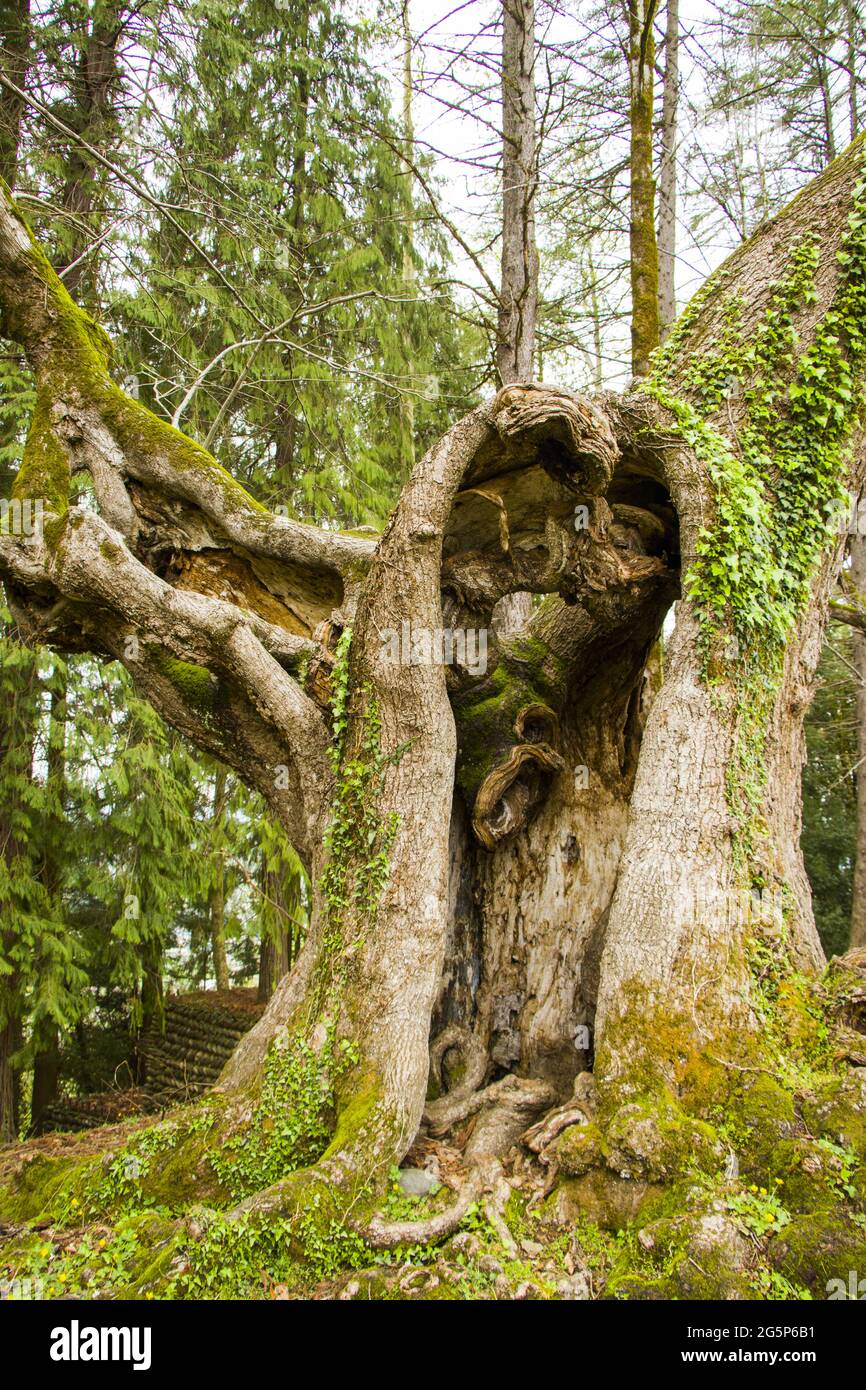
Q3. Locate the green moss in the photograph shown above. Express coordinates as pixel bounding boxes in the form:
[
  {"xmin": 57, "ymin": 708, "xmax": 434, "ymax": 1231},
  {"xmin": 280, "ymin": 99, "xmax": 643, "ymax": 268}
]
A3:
[
  {"xmin": 0, "ymin": 1103, "xmax": 233, "ymax": 1231},
  {"xmin": 0, "ymin": 1152, "xmax": 99, "ymax": 1225},
  {"xmin": 147, "ymin": 648, "xmax": 219, "ymax": 715},
  {"xmin": 4, "ymin": 185, "xmax": 277, "ymax": 538},
  {"xmin": 603, "ymin": 1095, "xmax": 725, "ymax": 1184},
  {"xmin": 13, "ymin": 389, "xmax": 69, "ymax": 515},
  {"xmin": 769, "ymin": 1211, "xmax": 866, "ymax": 1294},
  {"xmin": 453, "ymin": 649, "xmax": 564, "ymax": 799},
  {"xmin": 802, "ymin": 1072, "xmax": 866, "ymax": 1160},
  {"xmin": 97, "ymin": 382, "xmax": 267, "ymax": 515},
  {"xmin": 546, "ymin": 1171, "xmax": 664, "ymax": 1231},
  {"xmin": 586, "ymin": 968, "xmax": 865, "ymax": 1227},
  {"xmin": 556, "ymin": 1121, "xmax": 604, "ymax": 1177}
]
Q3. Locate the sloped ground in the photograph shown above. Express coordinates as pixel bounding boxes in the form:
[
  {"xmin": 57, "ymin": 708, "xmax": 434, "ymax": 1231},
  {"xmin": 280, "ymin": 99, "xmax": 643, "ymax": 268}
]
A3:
[{"xmin": 39, "ymin": 991, "xmax": 264, "ymax": 1133}]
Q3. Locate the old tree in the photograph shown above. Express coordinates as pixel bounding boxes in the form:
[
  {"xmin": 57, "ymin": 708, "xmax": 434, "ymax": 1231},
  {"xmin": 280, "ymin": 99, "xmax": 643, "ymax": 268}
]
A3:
[{"xmin": 2, "ymin": 134, "xmax": 866, "ymax": 1298}]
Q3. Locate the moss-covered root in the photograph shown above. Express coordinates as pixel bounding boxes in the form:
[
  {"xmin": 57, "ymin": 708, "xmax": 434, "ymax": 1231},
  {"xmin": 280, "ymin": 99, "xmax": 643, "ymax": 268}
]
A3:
[{"xmin": 540, "ymin": 1051, "xmax": 866, "ymax": 1299}]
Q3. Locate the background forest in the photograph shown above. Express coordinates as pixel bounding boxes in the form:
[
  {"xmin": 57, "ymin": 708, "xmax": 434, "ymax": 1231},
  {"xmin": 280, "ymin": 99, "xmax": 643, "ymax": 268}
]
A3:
[{"xmin": 0, "ymin": 0, "xmax": 864, "ymax": 1143}]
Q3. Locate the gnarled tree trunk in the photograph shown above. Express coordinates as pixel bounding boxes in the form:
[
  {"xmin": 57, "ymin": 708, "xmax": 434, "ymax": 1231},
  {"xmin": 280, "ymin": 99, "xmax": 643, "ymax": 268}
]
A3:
[{"xmin": 2, "ymin": 135, "xmax": 866, "ymax": 1253}]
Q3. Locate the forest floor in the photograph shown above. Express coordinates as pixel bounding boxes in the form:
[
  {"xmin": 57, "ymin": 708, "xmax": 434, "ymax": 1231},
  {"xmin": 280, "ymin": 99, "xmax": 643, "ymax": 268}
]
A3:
[{"xmin": 2, "ymin": 1108, "xmax": 862, "ymax": 1301}]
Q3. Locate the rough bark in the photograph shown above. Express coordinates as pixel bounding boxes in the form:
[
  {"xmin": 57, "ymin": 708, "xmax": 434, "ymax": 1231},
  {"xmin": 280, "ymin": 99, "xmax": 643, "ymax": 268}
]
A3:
[
  {"xmin": 30, "ymin": 1027, "xmax": 60, "ymax": 1134},
  {"xmin": 0, "ymin": 625, "xmax": 39, "ymax": 1142},
  {"xmin": 0, "ymin": 0, "xmax": 29, "ymax": 188},
  {"xmin": 847, "ymin": 0, "xmax": 860, "ymax": 143},
  {"xmin": 209, "ymin": 767, "xmax": 230, "ymax": 993},
  {"xmin": 399, "ymin": 0, "xmax": 416, "ymax": 479},
  {"xmin": 257, "ymin": 861, "xmax": 299, "ymax": 1004},
  {"xmin": 0, "ymin": 1013, "xmax": 21, "ymax": 1143},
  {"xmin": 596, "ymin": 140, "xmax": 866, "ymax": 1102},
  {"xmin": 29, "ymin": 672, "xmax": 67, "ymax": 1131},
  {"xmin": 55, "ymin": 0, "xmax": 123, "ymax": 295}
]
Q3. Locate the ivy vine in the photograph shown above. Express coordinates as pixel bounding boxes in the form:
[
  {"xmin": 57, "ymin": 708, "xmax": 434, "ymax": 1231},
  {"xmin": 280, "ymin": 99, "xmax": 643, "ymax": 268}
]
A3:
[{"xmin": 644, "ymin": 158, "xmax": 866, "ymax": 867}]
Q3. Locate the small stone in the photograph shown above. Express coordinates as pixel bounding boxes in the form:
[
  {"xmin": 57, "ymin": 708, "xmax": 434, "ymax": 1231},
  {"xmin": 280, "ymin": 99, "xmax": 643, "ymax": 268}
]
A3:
[
  {"xmin": 449, "ymin": 1231, "xmax": 480, "ymax": 1255},
  {"xmin": 397, "ymin": 1167, "xmax": 441, "ymax": 1198},
  {"xmin": 513, "ymin": 1280, "xmax": 542, "ymax": 1300},
  {"xmin": 339, "ymin": 1280, "xmax": 360, "ymax": 1301},
  {"xmin": 557, "ymin": 1273, "xmax": 591, "ymax": 1300},
  {"xmin": 478, "ymin": 1254, "xmax": 503, "ymax": 1274},
  {"xmin": 638, "ymin": 1228, "xmax": 655, "ymax": 1250},
  {"xmin": 520, "ymin": 1238, "xmax": 544, "ymax": 1256}
]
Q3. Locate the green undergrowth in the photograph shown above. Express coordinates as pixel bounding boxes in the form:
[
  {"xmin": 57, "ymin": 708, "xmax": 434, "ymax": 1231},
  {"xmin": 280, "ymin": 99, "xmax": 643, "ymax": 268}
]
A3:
[
  {"xmin": 2, "ymin": 1056, "xmax": 863, "ymax": 1299},
  {"xmin": 0, "ymin": 1154, "xmax": 557, "ymax": 1300}
]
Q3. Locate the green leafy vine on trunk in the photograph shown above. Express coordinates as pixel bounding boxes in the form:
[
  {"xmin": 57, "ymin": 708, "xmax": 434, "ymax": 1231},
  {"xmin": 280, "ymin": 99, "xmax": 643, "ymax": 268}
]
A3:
[{"xmin": 644, "ymin": 157, "xmax": 866, "ymax": 870}]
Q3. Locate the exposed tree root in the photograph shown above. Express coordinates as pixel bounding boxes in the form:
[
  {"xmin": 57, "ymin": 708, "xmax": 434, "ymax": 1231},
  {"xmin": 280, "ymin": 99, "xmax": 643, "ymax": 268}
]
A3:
[
  {"xmin": 425, "ymin": 1073, "xmax": 556, "ymax": 1143},
  {"xmin": 356, "ymin": 1158, "xmax": 496, "ymax": 1251},
  {"xmin": 427, "ymin": 1025, "xmax": 489, "ymax": 1114},
  {"xmin": 521, "ymin": 1071, "xmax": 596, "ymax": 1162}
]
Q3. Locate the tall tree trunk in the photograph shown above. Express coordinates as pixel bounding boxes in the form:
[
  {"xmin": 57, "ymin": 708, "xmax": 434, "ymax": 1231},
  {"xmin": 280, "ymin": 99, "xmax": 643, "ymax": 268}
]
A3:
[
  {"xmin": 0, "ymin": 1014, "xmax": 21, "ymax": 1142},
  {"xmin": 841, "ymin": 3, "xmax": 865, "ymax": 947},
  {"xmin": 657, "ymin": 0, "xmax": 678, "ymax": 341},
  {"xmin": 0, "ymin": 628, "xmax": 38, "ymax": 1142},
  {"xmin": 56, "ymin": 0, "xmax": 123, "ymax": 296},
  {"xmin": 30, "ymin": 1027, "xmax": 60, "ymax": 1134},
  {"xmin": 261, "ymin": 0, "xmax": 311, "ymax": 478},
  {"xmin": 135, "ymin": 890, "xmax": 164, "ymax": 1086},
  {"xmin": 210, "ymin": 887, "xmax": 229, "ymax": 992},
  {"xmin": 628, "ymin": 0, "xmax": 660, "ymax": 377},
  {"xmin": 818, "ymin": 53, "xmax": 837, "ymax": 165},
  {"xmin": 847, "ymin": 0, "xmax": 860, "ymax": 143},
  {"xmin": 497, "ymin": 0, "xmax": 538, "ymax": 386},
  {"xmin": 29, "ymin": 671, "xmax": 67, "ymax": 1131},
  {"xmin": 399, "ymin": 0, "xmax": 416, "ymax": 479},
  {"xmin": 494, "ymin": 0, "xmax": 538, "ymax": 633},
  {"xmin": 849, "ymin": 535, "xmax": 866, "ymax": 947},
  {"xmin": 209, "ymin": 767, "xmax": 230, "ymax": 992},
  {"xmin": 0, "ymin": 0, "xmax": 30, "ymax": 188},
  {"xmin": 256, "ymin": 861, "xmax": 299, "ymax": 1005}
]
